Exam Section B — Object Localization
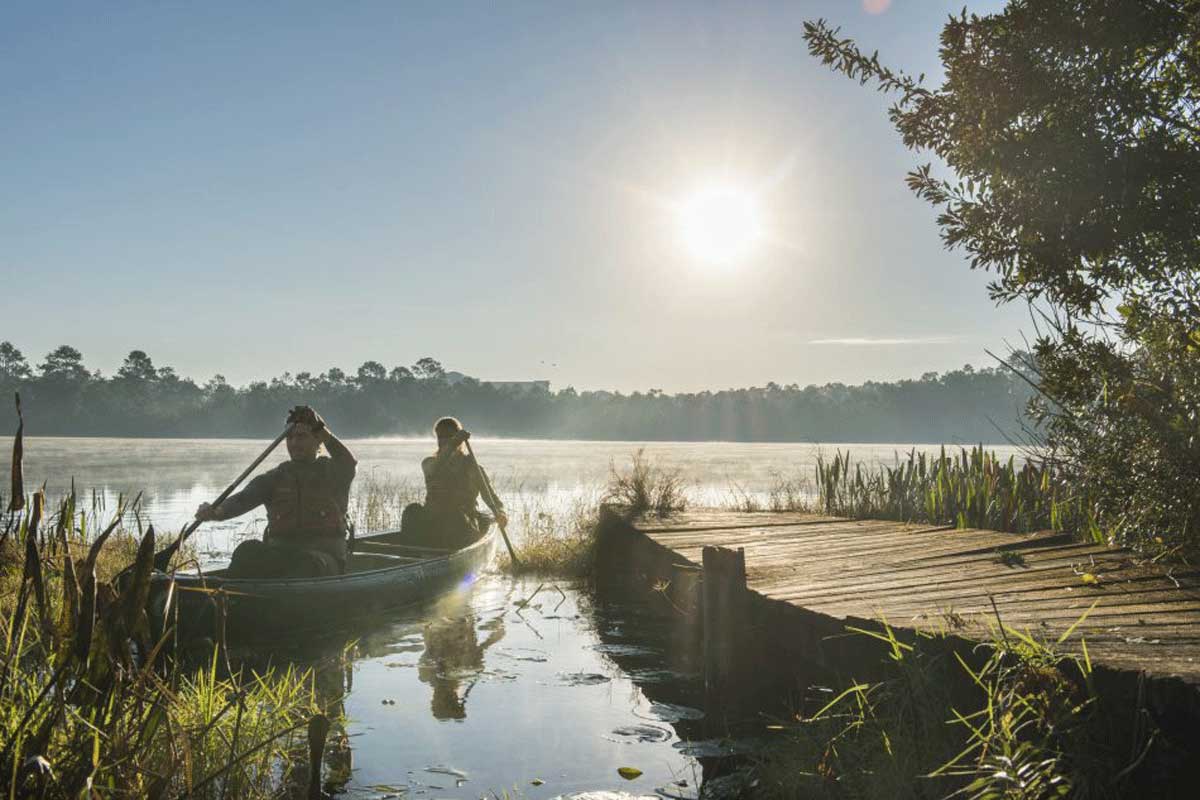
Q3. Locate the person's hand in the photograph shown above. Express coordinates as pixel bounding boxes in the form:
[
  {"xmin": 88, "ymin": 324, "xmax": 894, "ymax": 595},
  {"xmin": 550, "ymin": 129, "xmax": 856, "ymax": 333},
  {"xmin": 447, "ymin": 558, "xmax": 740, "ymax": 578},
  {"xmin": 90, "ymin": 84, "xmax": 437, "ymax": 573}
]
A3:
[
  {"xmin": 495, "ymin": 510, "xmax": 509, "ymax": 529},
  {"xmin": 287, "ymin": 405, "xmax": 326, "ymax": 433},
  {"xmin": 195, "ymin": 502, "xmax": 219, "ymax": 522},
  {"xmin": 453, "ymin": 429, "xmax": 471, "ymax": 445}
]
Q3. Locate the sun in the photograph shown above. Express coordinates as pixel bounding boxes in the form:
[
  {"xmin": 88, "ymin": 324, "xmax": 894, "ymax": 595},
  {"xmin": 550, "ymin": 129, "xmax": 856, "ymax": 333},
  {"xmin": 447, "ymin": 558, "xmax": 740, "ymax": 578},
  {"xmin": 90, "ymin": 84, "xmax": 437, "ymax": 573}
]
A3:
[{"xmin": 676, "ymin": 185, "xmax": 763, "ymax": 265}]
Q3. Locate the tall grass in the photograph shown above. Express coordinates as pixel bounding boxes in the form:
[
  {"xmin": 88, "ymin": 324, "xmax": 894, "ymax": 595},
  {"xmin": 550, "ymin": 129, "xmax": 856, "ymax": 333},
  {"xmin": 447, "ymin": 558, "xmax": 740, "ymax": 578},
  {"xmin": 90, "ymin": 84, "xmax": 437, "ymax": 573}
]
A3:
[
  {"xmin": 815, "ymin": 446, "xmax": 1096, "ymax": 538},
  {"xmin": 498, "ymin": 490, "xmax": 602, "ymax": 576},
  {"xmin": 0, "ymin": 492, "xmax": 330, "ymax": 799},
  {"xmin": 725, "ymin": 470, "xmax": 815, "ymax": 513},
  {"xmin": 603, "ymin": 449, "xmax": 688, "ymax": 516},
  {"xmin": 349, "ymin": 470, "xmax": 423, "ymax": 533}
]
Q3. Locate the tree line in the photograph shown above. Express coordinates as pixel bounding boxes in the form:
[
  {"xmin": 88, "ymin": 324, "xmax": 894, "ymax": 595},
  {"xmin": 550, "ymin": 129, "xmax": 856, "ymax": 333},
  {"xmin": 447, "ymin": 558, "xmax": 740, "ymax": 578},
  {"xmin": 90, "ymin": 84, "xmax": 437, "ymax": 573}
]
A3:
[{"xmin": 0, "ymin": 342, "xmax": 1031, "ymax": 442}]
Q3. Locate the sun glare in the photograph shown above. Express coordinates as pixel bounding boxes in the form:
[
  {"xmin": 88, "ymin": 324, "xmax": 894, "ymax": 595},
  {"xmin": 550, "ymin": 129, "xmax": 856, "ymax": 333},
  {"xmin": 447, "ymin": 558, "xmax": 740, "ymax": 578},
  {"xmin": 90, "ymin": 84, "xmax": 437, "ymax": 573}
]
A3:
[{"xmin": 676, "ymin": 185, "xmax": 763, "ymax": 266}]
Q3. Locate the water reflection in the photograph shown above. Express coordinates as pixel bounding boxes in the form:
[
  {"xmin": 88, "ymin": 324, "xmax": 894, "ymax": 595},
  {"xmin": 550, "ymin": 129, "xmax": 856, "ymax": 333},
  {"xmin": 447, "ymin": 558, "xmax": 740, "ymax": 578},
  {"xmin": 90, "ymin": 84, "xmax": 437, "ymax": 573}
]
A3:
[
  {"xmin": 418, "ymin": 591, "xmax": 507, "ymax": 721},
  {"xmin": 253, "ymin": 577, "xmax": 705, "ymax": 799},
  {"xmin": 317, "ymin": 656, "xmax": 357, "ymax": 795}
]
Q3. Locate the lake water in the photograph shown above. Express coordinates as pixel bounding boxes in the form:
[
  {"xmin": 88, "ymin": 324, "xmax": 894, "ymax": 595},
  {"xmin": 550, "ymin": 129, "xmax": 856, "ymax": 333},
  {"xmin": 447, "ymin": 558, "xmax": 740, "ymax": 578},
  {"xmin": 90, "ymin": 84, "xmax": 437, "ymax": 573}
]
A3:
[
  {"xmin": 298, "ymin": 575, "xmax": 711, "ymax": 800},
  {"xmin": 2, "ymin": 436, "xmax": 1024, "ymax": 798}
]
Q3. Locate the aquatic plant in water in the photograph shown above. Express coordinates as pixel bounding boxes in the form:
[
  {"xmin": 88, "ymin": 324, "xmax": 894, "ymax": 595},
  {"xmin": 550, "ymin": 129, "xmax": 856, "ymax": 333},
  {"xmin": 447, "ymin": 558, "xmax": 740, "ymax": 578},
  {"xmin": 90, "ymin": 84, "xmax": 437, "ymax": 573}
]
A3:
[{"xmin": 814, "ymin": 446, "xmax": 1096, "ymax": 540}]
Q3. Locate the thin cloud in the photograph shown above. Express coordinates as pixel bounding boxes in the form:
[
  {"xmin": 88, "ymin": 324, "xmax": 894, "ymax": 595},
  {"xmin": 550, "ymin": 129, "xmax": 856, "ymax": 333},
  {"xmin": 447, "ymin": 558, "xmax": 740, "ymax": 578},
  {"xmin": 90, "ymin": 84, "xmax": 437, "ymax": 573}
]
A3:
[{"xmin": 810, "ymin": 336, "xmax": 959, "ymax": 346}]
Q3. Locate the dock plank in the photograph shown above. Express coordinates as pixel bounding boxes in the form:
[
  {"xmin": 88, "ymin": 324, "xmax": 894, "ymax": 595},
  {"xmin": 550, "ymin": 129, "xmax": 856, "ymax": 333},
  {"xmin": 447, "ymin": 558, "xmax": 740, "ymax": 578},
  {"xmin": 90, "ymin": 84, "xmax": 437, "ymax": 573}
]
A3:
[{"xmin": 623, "ymin": 510, "xmax": 1200, "ymax": 682}]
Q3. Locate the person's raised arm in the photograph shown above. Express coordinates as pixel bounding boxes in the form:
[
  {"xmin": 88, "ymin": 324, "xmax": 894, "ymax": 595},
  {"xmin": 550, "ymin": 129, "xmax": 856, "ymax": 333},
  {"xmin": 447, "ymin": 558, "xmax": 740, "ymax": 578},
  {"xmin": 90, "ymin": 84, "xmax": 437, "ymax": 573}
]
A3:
[
  {"xmin": 320, "ymin": 428, "xmax": 357, "ymax": 473},
  {"xmin": 291, "ymin": 405, "xmax": 357, "ymax": 477},
  {"xmin": 432, "ymin": 429, "xmax": 470, "ymax": 470}
]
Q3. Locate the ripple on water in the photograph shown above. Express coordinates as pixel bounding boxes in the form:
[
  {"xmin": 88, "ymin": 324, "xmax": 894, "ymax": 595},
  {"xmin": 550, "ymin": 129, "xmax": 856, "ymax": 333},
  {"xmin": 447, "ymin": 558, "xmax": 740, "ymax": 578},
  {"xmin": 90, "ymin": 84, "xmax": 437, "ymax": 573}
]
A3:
[
  {"xmin": 605, "ymin": 723, "xmax": 673, "ymax": 744},
  {"xmin": 556, "ymin": 671, "xmax": 611, "ymax": 686},
  {"xmin": 590, "ymin": 643, "xmax": 660, "ymax": 658},
  {"xmin": 425, "ymin": 765, "xmax": 469, "ymax": 787},
  {"xmin": 498, "ymin": 646, "xmax": 549, "ymax": 663},
  {"xmin": 634, "ymin": 702, "xmax": 705, "ymax": 723},
  {"xmin": 624, "ymin": 668, "xmax": 691, "ymax": 684},
  {"xmin": 673, "ymin": 737, "xmax": 764, "ymax": 758}
]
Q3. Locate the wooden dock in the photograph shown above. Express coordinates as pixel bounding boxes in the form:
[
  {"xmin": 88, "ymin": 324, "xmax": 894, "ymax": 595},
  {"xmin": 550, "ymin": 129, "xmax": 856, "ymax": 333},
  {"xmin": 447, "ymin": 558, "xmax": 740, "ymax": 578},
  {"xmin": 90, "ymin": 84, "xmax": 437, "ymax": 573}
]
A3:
[{"xmin": 598, "ymin": 509, "xmax": 1200, "ymax": 684}]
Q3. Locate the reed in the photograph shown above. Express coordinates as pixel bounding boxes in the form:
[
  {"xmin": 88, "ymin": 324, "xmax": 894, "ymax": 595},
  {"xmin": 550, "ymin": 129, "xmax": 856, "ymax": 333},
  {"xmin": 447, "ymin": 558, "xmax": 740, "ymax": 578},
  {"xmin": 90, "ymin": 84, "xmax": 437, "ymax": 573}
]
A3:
[
  {"xmin": 814, "ymin": 446, "xmax": 1097, "ymax": 538},
  {"xmin": 349, "ymin": 471, "xmax": 423, "ymax": 533},
  {"xmin": 722, "ymin": 470, "xmax": 814, "ymax": 513},
  {"xmin": 498, "ymin": 489, "xmax": 602, "ymax": 576},
  {"xmin": 0, "ymin": 493, "xmax": 328, "ymax": 799},
  {"xmin": 603, "ymin": 449, "xmax": 688, "ymax": 516}
]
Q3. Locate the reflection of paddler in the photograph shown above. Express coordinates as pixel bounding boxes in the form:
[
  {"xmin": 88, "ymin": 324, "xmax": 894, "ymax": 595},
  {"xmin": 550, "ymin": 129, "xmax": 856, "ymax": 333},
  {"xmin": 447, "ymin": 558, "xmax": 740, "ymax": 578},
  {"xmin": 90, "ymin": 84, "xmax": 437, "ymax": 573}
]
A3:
[
  {"xmin": 417, "ymin": 610, "xmax": 505, "ymax": 720},
  {"xmin": 313, "ymin": 656, "xmax": 354, "ymax": 793},
  {"xmin": 277, "ymin": 647, "xmax": 354, "ymax": 797}
]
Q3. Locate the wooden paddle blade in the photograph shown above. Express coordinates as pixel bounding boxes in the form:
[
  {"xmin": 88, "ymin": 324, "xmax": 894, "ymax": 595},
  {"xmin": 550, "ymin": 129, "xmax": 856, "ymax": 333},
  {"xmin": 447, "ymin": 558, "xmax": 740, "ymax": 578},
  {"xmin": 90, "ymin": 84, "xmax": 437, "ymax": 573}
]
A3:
[{"xmin": 152, "ymin": 537, "xmax": 179, "ymax": 572}]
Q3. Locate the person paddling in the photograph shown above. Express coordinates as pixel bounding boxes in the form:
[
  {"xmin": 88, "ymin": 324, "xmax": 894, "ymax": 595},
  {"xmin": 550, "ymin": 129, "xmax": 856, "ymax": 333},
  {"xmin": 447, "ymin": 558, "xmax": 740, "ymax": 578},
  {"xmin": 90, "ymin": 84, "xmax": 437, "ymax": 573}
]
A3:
[
  {"xmin": 402, "ymin": 417, "xmax": 507, "ymax": 550},
  {"xmin": 194, "ymin": 406, "xmax": 357, "ymax": 578}
]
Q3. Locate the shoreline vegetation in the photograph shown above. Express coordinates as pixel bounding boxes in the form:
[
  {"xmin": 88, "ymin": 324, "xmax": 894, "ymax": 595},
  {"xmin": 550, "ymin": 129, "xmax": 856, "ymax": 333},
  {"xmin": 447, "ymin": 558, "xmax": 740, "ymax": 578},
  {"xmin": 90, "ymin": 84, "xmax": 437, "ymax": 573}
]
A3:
[
  {"xmin": 1, "ymin": 436, "xmax": 1184, "ymax": 797},
  {"xmin": 0, "ymin": 343, "xmax": 1032, "ymax": 444},
  {"xmin": 748, "ymin": 619, "xmax": 1155, "ymax": 800},
  {"xmin": 0, "ymin": 493, "xmax": 339, "ymax": 799}
]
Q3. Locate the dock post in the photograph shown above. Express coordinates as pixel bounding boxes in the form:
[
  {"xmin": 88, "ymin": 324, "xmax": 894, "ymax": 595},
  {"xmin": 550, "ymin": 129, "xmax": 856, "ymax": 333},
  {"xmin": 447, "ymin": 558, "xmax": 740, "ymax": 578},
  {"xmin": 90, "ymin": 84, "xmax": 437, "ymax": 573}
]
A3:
[{"xmin": 702, "ymin": 545, "xmax": 747, "ymax": 711}]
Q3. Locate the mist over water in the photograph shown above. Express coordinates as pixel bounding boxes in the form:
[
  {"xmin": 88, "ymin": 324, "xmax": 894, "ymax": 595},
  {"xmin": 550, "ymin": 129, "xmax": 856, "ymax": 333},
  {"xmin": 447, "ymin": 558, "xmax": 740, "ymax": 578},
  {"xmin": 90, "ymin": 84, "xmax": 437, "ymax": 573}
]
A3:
[
  {"xmin": 5, "ymin": 436, "xmax": 1026, "ymax": 558},
  {"xmin": 5, "ymin": 436, "xmax": 1026, "ymax": 559}
]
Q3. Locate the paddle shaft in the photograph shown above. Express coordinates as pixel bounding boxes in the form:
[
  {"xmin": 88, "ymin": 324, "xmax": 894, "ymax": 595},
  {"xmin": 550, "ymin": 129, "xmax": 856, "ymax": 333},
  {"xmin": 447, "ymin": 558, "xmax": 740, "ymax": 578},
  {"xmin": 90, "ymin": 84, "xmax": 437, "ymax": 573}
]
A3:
[
  {"xmin": 464, "ymin": 439, "xmax": 521, "ymax": 569},
  {"xmin": 153, "ymin": 425, "xmax": 291, "ymax": 570}
]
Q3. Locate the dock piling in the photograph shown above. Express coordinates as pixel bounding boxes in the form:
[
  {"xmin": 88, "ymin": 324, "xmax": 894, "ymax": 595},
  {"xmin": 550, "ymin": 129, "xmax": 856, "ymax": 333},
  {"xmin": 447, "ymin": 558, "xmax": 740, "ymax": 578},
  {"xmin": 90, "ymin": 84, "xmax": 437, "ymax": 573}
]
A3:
[{"xmin": 702, "ymin": 545, "xmax": 747, "ymax": 709}]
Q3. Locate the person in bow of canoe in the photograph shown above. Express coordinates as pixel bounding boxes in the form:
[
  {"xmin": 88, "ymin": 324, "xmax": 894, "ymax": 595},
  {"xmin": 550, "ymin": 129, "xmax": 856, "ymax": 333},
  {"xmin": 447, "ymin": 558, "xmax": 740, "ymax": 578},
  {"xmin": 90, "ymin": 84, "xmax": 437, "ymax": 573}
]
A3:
[
  {"xmin": 194, "ymin": 405, "xmax": 358, "ymax": 578},
  {"xmin": 401, "ymin": 416, "xmax": 507, "ymax": 551}
]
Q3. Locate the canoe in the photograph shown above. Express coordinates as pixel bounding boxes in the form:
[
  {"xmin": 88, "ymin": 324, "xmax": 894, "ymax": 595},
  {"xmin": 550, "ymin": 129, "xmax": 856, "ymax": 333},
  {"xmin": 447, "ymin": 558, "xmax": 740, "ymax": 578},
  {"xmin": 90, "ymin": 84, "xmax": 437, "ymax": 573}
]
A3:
[{"xmin": 149, "ymin": 527, "xmax": 497, "ymax": 642}]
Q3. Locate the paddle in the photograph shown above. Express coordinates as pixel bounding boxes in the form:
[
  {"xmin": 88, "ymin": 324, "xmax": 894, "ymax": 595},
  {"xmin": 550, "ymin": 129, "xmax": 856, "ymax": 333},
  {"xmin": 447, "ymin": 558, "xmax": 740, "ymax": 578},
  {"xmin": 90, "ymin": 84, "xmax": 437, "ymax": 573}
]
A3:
[
  {"xmin": 151, "ymin": 426, "xmax": 291, "ymax": 571},
  {"xmin": 464, "ymin": 439, "xmax": 522, "ymax": 570}
]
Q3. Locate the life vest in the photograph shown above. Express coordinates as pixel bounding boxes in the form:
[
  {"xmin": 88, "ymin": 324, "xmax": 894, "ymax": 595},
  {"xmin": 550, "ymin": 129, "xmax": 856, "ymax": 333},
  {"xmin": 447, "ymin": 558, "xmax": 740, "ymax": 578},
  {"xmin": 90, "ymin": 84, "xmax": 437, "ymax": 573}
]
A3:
[
  {"xmin": 423, "ymin": 453, "xmax": 479, "ymax": 517},
  {"xmin": 265, "ymin": 459, "xmax": 349, "ymax": 540}
]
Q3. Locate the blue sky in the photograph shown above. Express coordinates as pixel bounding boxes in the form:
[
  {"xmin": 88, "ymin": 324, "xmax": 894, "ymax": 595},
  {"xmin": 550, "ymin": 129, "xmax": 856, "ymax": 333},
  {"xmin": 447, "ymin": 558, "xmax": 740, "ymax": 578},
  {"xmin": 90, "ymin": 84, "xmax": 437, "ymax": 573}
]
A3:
[{"xmin": 1, "ymin": 0, "xmax": 1026, "ymax": 392}]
